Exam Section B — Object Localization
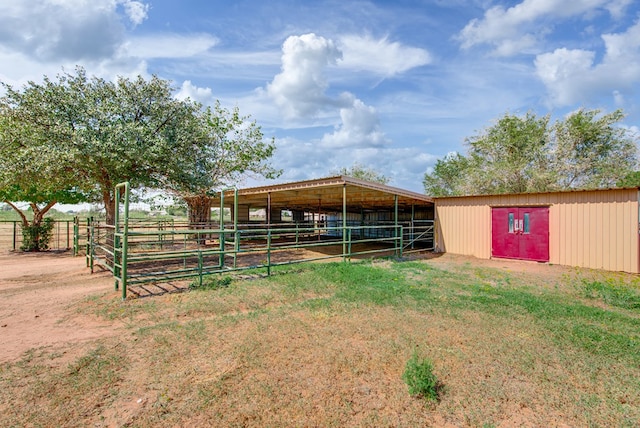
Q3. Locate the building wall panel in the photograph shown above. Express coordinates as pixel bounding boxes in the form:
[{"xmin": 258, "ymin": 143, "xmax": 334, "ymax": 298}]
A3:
[{"xmin": 435, "ymin": 188, "xmax": 639, "ymax": 273}]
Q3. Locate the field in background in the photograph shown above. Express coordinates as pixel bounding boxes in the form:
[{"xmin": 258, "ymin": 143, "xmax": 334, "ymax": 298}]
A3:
[{"xmin": 0, "ymin": 253, "xmax": 638, "ymax": 427}]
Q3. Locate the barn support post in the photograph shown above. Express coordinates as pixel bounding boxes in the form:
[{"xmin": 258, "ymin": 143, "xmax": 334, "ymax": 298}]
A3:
[
  {"xmin": 267, "ymin": 192, "xmax": 272, "ymax": 226},
  {"xmin": 219, "ymin": 189, "xmax": 225, "ymax": 268},
  {"xmin": 233, "ymin": 188, "xmax": 239, "ymax": 268},
  {"xmin": 267, "ymin": 228, "xmax": 272, "ymax": 276},
  {"xmin": 394, "ymin": 195, "xmax": 399, "ymax": 257},
  {"xmin": 411, "ymin": 204, "xmax": 415, "ymax": 250},
  {"xmin": 343, "ymin": 184, "xmax": 347, "ymax": 262},
  {"xmin": 317, "ymin": 198, "xmax": 322, "ymax": 241}
]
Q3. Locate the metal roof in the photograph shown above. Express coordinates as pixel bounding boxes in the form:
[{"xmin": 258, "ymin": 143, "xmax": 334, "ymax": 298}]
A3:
[
  {"xmin": 213, "ymin": 176, "xmax": 433, "ymax": 212},
  {"xmin": 432, "ymin": 186, "xmax": 640, "ymax": 200}
]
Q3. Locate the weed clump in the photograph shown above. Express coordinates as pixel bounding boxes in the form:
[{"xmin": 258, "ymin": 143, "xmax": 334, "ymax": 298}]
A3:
[
  {"xmin": 190, "ymin": 276, "xmax": 232, "ymax": 290},
  {"xmin": 402, "ymin": 351, "xmax": 441, "ymax": 403},
  {"xmin": 581, "ymin": 279, "xmax": 640, "ymax": 309}
]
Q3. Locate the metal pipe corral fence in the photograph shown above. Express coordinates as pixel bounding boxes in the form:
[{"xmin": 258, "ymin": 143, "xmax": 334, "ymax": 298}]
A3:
[
  {"xmin": 0, "ymin": 219, "xmax": 76, "ymax": 252},
  {"xmin": 82, "ymin": 182, "xmax": 436, "ymax": 299}
]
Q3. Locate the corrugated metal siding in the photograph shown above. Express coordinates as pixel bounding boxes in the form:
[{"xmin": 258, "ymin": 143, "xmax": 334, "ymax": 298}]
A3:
[{"xmin": 435, "ymin": 188, "xmax": 639, "ymax": 273}]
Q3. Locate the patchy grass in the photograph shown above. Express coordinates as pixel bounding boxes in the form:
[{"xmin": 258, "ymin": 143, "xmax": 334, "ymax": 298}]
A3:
[
  {"xmin": 580, "ymin": 277, "xmax": 640, "ymax": 310},
  {"xmin": 1, "ymin": 259, "xmax": 639, "ymax": 427}
]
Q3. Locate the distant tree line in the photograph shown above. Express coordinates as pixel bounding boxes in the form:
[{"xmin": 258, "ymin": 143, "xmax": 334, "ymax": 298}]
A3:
[{"xmin": 423, "ymin": 110, "xmax": 639, "ymax": 196}]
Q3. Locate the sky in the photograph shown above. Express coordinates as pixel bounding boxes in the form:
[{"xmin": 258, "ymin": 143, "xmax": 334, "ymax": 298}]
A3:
[{"xmin": 1, "ymin": 0, "xmax": 639, "ymax": 193}]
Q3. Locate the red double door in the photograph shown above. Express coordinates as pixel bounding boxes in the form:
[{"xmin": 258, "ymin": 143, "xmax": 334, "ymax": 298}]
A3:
[{"xmin": 491, "ymin": 207, "xmax": 549, "ymax": 262}]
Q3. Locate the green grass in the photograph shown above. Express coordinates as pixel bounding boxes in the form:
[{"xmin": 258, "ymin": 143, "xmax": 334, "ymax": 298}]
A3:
[
  {"xmin": 2, "ymin": 258, "xmax": 639, "ymax": 427},
  {"xmin": 581, "ymin": 278, "xmax": 640, "ymax": 309},
  {"xmin": 402, "ymin": 350, "xmax": 441, "ymax": 403}
]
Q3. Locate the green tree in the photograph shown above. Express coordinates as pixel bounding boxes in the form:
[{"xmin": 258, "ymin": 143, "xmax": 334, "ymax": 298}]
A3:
[
  {"xmin": 465, "ymin": 111, "xmax": 553, "ymax": 194},
  {"xmin": 1, "ymin": 67, "xmax": 198, "ymax": 225},
  {"xmin": 423, "ymin": 109, "xmax": 638, "ymax": 196},
  {"xmin": 553, "ymin": 109, "xmax": 637, "ymax": 189},
  {"xmin": 160, "ymin": 102, "xmax": 280, "ymax": 225},
  {"xmin": 334, "ymin": 162, "xmax": 390, "ymax": 184},
  {"xmin": 0, "ymin": 101, "xmax": 86, "ymax": 250},
  {"xmin": 422, "ymin": 153, "xmax": 471, "ymax": 196},
  {"xmin": 617, "ymin": 171, "xmax": 640, "ymax": 188}
]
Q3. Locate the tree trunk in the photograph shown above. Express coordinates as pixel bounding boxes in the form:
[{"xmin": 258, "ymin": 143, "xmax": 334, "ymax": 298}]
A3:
[
  {"xmin": 103, "ymin": 191, "xmax": 116, "ymax": 226},
  {"xmin": 184, "ymin": 195, "xmax": 213, "ymax": 245},
  {"xmin": 185, "ymin": 195, "xmax": 213, "ymax": 227},
  {"xmin": 29, "ymin": 201, "xmax": 57, "ymax": 226},
  {"xmin": 3, "ymin": 200, "xmax": 57, "ymax": 251},
  {"xmin": 4, "ymin": 200, "xmax": 29, "ymax": 228}
]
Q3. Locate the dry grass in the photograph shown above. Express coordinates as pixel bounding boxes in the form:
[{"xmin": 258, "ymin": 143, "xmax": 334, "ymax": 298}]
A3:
[{"xmin": 1, "ymin": 258, "xmax": 639, "ymax": 427}]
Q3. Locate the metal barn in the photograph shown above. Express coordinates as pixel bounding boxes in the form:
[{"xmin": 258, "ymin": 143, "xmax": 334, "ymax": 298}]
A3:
[{"xmin": 434, "ymin": 187, "xmax": 640, "ymax": 273}]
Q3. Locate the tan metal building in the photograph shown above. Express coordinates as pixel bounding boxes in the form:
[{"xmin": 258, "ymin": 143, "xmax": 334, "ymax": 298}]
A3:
[{"xmin": 434, "ymin": 188, "xmax": 640, "ymax": 273}]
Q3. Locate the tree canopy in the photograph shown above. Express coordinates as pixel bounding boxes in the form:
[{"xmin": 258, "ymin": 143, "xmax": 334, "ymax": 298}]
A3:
[
  {"xmin": 1, "ymin": 67, "xmax": 279, "ymax": 228},
  {"xmin": 333, "ymin": 162, "xmax": 390, "ymax": 184},
  {"xmin": 160, "ymin": 101, "xmax": 280, "ymax": 224},
  {"xmin": 423, "ymin": 109, "xmax": 638, "ymax": 196}
]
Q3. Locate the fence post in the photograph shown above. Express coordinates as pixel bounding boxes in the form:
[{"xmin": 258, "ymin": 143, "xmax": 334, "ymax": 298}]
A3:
[
  {"xmin": 86, "ymin": 217, "xmax": 92, "ymax": 267},
  {"xmin": 114, "ymin": 182, "xmax": 130, "ymax": 300},
  {"xmin": 267, "ymin": 228, "xmax": 272, "ymax": 276},
  {"xmin": 234, "ymin": 230, "xmax": 240, "ymax": 268},
  {"xmin": 12, "ymin": 221, "xmax": 17, "ymax": 251},
  {"xmin": 73, "ymin": 217, "xmax": 78, "ymax": 256},
  {"xmin": 198, "ymin": 249, "xmax": 203, "ymax": 287},
  {"xmin": 219, "ymin": 229, "xmax": 225, "ymax": 269},
  {"xmin": 89, "ymin": 221, "xmax": 95, "ymax": 272}
]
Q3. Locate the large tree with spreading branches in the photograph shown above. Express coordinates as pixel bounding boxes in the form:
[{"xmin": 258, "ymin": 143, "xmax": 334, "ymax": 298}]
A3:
[
  {"xmin": 1, "ymin": 67, "xmax": 279, "ymax": 232},
  {"xmin": 424, "ymin": 109, "xmax": 638, "ymax": 196}
]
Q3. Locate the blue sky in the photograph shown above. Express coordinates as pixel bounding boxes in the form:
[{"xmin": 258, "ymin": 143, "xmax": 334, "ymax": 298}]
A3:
[{"xmin": 1, "ymin": 0, "xmax": 639, "ymax": 193}]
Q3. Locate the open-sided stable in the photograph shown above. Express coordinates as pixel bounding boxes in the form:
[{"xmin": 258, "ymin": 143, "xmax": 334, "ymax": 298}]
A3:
[{"xmin": 211, "ymin": 175, "xmax": 434, "ymax": 226}]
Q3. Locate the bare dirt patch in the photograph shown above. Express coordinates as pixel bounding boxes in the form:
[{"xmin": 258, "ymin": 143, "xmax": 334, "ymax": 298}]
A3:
[{"xmin": 0, "ymin": 251, "xmax": 120, "ymax": 363}]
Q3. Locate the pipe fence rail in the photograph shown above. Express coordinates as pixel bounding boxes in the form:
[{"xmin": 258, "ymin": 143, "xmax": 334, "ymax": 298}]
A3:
[
  {"xmin": 3, "ymin": 183, "xmax": 434, "ymax": 299},
  {"xmin": 0, "ymin": 219, "xmax": 76, "ymax": 252},
  {"xmin": 94, "ymin": 182, "xmax": 435, "ymax": 299}
]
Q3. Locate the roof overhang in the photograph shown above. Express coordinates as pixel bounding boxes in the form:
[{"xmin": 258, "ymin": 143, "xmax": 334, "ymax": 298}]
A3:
[{"xmin": 212, "ymin": 176, "xmax": 433, "ymax": 212}]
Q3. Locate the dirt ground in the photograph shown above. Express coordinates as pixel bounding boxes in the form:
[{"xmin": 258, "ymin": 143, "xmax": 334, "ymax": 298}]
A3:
[
  {"xmin": 0, "ymin": 249, "xmax": 578, "ymax": 364},
  {"xmin": 0, "ymin": 251, "xmax": 119, "ymax": 363}
]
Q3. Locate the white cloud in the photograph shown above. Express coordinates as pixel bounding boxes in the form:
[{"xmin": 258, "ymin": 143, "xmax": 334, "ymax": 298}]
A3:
[
  {"xmin": 535, "ymin": 20, "xmax": 640, "ymax": 106},
  {"xmin": 124, "ymin": 33, "xmax": 219, "ymax": 59},
  {"xmin": 0, "ymin": 0, "xmax": 132, "ymax": 61},
  {"xmin": 264, "ymin": 33, "xmax": 393, "ymax": 152},
  {"xmin": 458, "ymin": 0, "xmax": 632, "ymax": 56},
  {"xmin": 121, "ymin": 0, "xmax": 149, "ymax": 26},
  {"xmin": 321, "ymin": 96, "xmax": 389, "ymax": 148},
  {"xmin": 175, "ymin": 80, "xmax": 213, "ymax": 104},
  {"xmin": 338, "ymin": 34, "xmax": 431, "ymax": 76},
  {"xmin": 271, "ymin": 136, "xmax": 436, "ymax": 192},
  {"xmin": 0, "ymin": 0, "xmax": 215, "ymax": 88},
  {"xmin": 266, "ymin": 33, "xmax": 342, "ymax": 119}
]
